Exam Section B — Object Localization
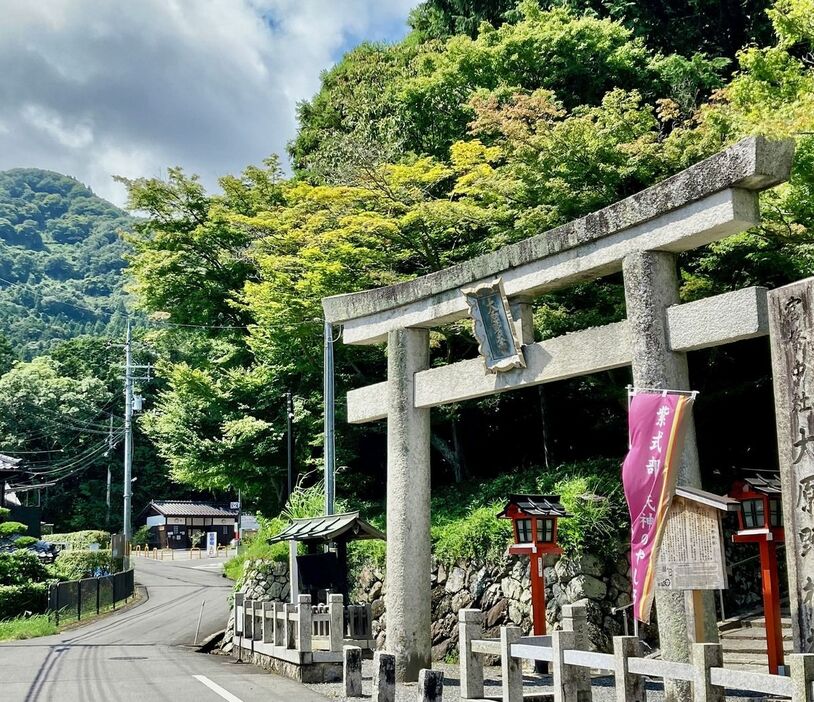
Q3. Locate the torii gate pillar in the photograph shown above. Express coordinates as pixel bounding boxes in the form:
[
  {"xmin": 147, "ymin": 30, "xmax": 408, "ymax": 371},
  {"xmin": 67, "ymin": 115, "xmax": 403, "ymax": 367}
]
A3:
[
  {"xmin": 623, "ymin": 250, "xmax": 718, "ymax": 701},
  {"xmin": 385, "ymin": 327, "xmax": 432, "ymax": 681}
]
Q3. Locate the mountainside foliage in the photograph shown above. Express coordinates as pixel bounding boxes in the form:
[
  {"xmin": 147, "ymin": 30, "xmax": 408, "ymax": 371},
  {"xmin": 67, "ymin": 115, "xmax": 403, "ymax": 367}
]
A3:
[{"xmin": 0, "ymin": 169, "xmax": 132, "ymax": 358}]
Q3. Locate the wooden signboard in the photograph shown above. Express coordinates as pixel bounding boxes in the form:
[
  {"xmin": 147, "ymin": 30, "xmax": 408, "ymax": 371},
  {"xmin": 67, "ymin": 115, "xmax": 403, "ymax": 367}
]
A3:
[{"xmin": 655, "ymin": 495, "xmax": 728, "ymax": 591}]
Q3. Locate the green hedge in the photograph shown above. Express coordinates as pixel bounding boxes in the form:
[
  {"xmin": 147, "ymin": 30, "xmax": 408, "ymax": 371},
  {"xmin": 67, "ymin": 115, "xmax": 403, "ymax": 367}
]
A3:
[
  {"xmin": 48, "ymin": 530, "xmax": 110, "ymax": 549},
  {"xmin": 0, "ymin": 550, "xmax": 49, "ymax": 586},
  {"xmin": 0, "ymin": 583, "xmax": 48, "ymax": 619},
  {"xmin": 48, "ymin": 550, "xmax": 112, "ymax": 581}
]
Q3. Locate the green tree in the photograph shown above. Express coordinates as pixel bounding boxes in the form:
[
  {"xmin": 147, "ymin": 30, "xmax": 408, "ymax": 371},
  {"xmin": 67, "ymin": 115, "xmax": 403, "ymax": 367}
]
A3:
[{"xmin": 0, "ymin": 332, "xmax": 15, "ymax": 376}]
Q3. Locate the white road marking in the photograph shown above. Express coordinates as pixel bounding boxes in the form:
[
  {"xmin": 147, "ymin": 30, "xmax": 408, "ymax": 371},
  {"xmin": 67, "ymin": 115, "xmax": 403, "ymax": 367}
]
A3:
[
  {"xmin": 192, "ymin": 563, "xmax": 223, "ymax": 570},
  {"xmin": 193, "ymin": 674, "xmax": 245, "ymax": 702}
]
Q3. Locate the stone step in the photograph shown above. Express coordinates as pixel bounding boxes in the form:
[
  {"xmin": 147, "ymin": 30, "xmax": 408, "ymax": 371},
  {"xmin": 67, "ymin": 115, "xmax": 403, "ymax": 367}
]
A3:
[
  {"xmin": 721, "ymin": 638, "xmax": 794, "ymax": 655},
  {"xmin": 721, "ymin": 627, "xmax": 793, "ymax": 641},
  {"xmin": 747, "ymin": 617, "xmax": 792, "ymax": 628},
  {"xmin": 722, "ymin": 652, "xmax": 778, "ymax": 667}
]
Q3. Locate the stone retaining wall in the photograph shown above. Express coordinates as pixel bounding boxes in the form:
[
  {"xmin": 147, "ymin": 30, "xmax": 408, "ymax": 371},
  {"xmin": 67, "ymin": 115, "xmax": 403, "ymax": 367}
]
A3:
[
  {"xmin": 355, "ymin": 552, "xmax": 632, "ymax": 658},
  {"xmin": 221, "ymin": 552, "xmax": 632, "ymax": 658}
]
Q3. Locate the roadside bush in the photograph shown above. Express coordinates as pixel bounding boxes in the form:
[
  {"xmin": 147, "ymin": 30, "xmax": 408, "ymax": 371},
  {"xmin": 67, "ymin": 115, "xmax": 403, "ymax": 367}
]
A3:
[
  {"xmin": 131, "ymin": 525, "xmax": 151, "ymax": 547},
  {"xmin": 13, "ymin": 536, "xmax": 38, "ymax": 548},
  {"xmin": 0, "ymin": 582, "xmax": 48, "ymax": 619},
  {"xmin": 49, "ymin": 530, "xmax": 110, "ymax": 549},
  {"xmin": 225, "ymin": 477, "xmax": 340, "ymax": 583},
  {"xmin": 48, "ymin": 550, "xmax": 111, "ymax": 581},
  {"xmin": 0, "ymin": 521, "xmax": 28, "ymax": 537},
  {"xmin": 433, "ymin": 504, "xmax": 513, "ymax": 566},
  {"xmin": 0, "ymin": 550, "xmax": 48, "ymax": 586},
  {"xmin": 224, "ymin": 516, "xmax": 288, "ymax": 582},
  {"xmin": 423, "ymin": 458, "xmax": 627, "ymax": 566}
]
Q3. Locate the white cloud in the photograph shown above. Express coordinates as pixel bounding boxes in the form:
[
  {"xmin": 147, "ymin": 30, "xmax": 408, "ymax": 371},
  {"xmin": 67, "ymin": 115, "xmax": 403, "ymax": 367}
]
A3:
[{"xmin": 0, "ymin": 0, "xmax": 416, "ymax": 205}]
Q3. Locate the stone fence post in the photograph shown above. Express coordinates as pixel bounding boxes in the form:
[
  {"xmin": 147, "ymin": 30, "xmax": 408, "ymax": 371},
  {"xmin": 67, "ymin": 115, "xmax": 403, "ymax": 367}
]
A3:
[
  {"xmin": 329, "ymin": 593, "xmax": 344, "ymax": 652},
  {"xmin": 262, "ymin": 601, "xmax": 273, "ymax": 644},
  {"xmin": 234, "ymin": 593, "xmax": 244, "ymax": 637},
  {"xmin": 283, "ymin": 602, "xmax": 293, "ymax": 649},
  {"xmin": 273, "ymin": 602, "xmax": 284, "ymax": 646},
  {"xmin": 789, "ymin": 653, "xmax": 814, "ymax": 702},
  {"xmin": 243, "ymin": 598, "xmax": 254, "ymax": 640},
  {"xmin": 344, "ymin": 645, "xmax": 363, "ymax": 697},
  {"xmin": 501, "ymin": 626, "xmax": 523, "ymax": 702},
  {"xmin": 418, "ymin": 669, "xmax": 444, "ymax": 702},
  {"xmin": 613, "ymin": 636, "xmax": 645, "ymax": 702},
  {"xmin": 552, "ymin": 629, "xmax": 578, "ymax": 702},
  {"xmin": 373, "ymin": 651, "xmax": 396, "ymax": 702},
  {"xmin": 561, "ymin": 604, "xmax": 591, "ymax": 701},
  {"xmin": 459, "ymin": 609, "xmax": 484, "ymax": 700},
  {"xmin": 298, "ymin": 594, "xmax": 312, "ymax": 652},
  {"xmin": 691, "ymin": 643, "xmax": 724, "ymax": 702}
]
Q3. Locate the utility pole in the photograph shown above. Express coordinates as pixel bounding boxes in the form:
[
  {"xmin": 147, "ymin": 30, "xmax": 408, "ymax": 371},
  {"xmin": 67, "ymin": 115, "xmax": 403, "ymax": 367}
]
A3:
[
  {"xmin": 123, "ymin": 321, "xmax": 133, "ymax": 541},
  {"xmin": 286, "ymin": 389, "xmax": 294, "ymax": 501},
  {"xmin": 106, "ymin": 414, "xmax": 113, "ymax": 528},
  {"xmin": 323, "ymin": 321, "xmax": 335, "ymax": 515},
  {"xmin": 122, "ymin": 321, "xmax": 151, "ymax": 543}
]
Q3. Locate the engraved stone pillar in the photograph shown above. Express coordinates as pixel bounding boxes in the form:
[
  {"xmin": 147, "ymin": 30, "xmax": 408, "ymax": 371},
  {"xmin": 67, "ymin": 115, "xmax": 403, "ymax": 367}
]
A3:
[
  {"xmin": 623, "ymin": 251, "xmax": 716, "ymax": 702},
  {"xmin": 768, "ymin": 277, "xmax": 814, "ymax": 654},
  {"xmin": 418, "ymin": 669, "xmax": 444, "ymax": 702},
  {"xmin": 373, "ymin": 651, "xmax": 396, "ymax": 702},
  {"xmin": 344, "ymin": 645, "xmax": 363, "ymax": 697},
  {"xmin": 386, "ymin": 327, "xmax": 432, "ymax": 681}
]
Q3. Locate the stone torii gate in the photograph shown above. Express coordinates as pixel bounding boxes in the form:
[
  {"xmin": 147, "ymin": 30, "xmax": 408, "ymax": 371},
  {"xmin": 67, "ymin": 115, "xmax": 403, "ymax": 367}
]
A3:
[{"xmin": 322, "ymin": 137, "xmax": 798, "ymax": 691}]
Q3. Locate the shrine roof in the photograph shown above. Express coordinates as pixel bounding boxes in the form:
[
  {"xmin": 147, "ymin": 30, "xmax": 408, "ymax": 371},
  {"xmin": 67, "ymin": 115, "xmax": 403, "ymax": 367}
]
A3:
[
  {"xmin": 0, "ymin": 453, "xmax": 22, "ymax": 473},
  {"xmin": 267, "ymin": 512, "xmax": 385, "ymax": 544},
  {"xmin": 741, "ymin": 471, "xmax": 783, "ymax": 495},
  {"xmin": 497, "ymin": 494, "xmax": 571, "ymax": 518}
]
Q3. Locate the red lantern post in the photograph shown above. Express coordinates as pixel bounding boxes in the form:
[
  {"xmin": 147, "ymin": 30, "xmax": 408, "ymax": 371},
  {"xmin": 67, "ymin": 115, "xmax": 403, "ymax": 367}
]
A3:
[
  {"xmin": 729, "ymin": 473, "xmax": 786, "ymax": 675},
  {"xmin": 498, "ymin": 495, "xmax": 571, "ymax": 637}
]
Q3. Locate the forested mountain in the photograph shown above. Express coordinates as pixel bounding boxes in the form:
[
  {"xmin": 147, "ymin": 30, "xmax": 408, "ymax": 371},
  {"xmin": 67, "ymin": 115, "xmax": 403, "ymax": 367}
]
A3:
[{"xmin": 0, "ymin": 169, "xmax": 132, "ymax": 358}]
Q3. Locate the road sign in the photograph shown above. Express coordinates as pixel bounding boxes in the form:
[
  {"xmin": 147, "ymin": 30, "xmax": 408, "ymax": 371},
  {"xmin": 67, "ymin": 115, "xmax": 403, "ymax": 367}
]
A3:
[{"xmin": 230, "ymin": 501, "xmax": 240, "ymax": 510}]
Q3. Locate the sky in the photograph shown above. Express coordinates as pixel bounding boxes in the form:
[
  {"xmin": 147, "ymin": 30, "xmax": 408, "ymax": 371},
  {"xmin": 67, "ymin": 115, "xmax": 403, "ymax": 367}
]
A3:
[{"xmin": 0, "ymin": 0, "xmax": 417, "ymax": 206}]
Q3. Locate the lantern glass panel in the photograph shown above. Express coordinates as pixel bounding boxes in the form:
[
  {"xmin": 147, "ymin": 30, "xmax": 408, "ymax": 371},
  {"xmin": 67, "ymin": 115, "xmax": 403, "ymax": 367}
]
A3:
[
  {"xmin": 536, "ymin": 518, "xmax": 555, "ymax": 543},
  {"xmin": 769, "ymin": 498, "xmax": 783, "ymax": 528},
  {"xmin": 742, "ymin": 499, "xmax": 765, "ymax": 529},
  {"xmin": 516, "ymin": 518, "xmax": 533, "ymax": 543}
]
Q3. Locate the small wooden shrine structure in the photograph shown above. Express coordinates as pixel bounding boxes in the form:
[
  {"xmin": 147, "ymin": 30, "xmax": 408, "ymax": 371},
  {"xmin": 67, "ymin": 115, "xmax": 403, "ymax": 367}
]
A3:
[{"xmin": 268, "ymin": 511, "xmax": 384, "ymax": 605}]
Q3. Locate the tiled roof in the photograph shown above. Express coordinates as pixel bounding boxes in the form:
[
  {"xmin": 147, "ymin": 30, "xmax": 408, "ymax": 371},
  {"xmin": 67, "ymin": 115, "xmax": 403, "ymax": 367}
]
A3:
[
  {"xmin": 497, "ymin": 494, "xmax": 571, "ymax": 518},
  {"xmin": 268, "ymin": 512, "xmax": 385, "ymax": 544},
  {"xmin": 743, "ymin": 471, "xmax": 783, "ymax": 495},
  {"xmin": 149, "ymin": 500, "xmax": 237, "ymax": 518},
  {"xmin": 0, "ymin": 454, "xmax": 22, "ymax": 473}
]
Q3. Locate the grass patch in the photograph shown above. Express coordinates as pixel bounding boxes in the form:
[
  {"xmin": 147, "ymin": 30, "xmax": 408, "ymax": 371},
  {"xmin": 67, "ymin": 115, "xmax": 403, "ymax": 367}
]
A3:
[{"xmin": 0, "ymin": 614, "xmax": 57, "ymax": 641}]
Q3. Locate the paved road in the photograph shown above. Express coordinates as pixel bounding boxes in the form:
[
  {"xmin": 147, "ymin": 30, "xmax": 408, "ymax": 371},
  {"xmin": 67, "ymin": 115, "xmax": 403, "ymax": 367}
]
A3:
[{"xmin": 0, "ymin": 555, "xmax": 327, "ymax": 702}]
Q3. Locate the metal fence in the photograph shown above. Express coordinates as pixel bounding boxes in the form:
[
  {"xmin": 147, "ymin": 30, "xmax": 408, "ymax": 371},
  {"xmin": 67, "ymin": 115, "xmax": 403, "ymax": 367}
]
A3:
[{"xmin": 48, "ymin": 569, "xmax": 134, "ymax": 624}]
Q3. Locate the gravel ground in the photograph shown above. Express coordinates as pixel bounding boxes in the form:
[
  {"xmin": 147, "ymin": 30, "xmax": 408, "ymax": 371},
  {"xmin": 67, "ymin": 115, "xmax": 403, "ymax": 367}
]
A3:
[{"xmin": 303, "ymin": 659, "xmax": 771, "ymax": 702}]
